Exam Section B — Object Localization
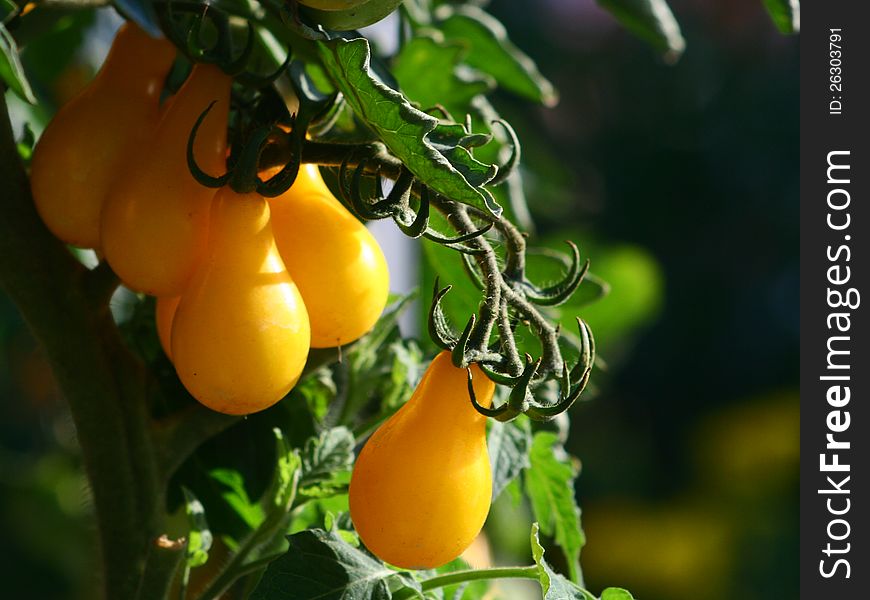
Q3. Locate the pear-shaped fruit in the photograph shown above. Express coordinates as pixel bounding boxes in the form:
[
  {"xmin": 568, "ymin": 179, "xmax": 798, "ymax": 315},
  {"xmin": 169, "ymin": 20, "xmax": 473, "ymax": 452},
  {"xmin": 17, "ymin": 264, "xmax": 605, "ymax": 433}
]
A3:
[
  {"xmin": 269, "ymin": 164, "xmax": 389, "ymax": 348},
  {"xmin": 101, "ymin": 64, "xmax": 231, "ymax": 296},
  {"xmin": 31, "ymin": 24, "xmax": 176, "ymax": 249},
  {"xmin": 171, "ymin": 189, "xmax": 311, "ymax": 415},
  {"xmin": 349, "ymin": 351, "xmax": 495, "ymax": 569}
]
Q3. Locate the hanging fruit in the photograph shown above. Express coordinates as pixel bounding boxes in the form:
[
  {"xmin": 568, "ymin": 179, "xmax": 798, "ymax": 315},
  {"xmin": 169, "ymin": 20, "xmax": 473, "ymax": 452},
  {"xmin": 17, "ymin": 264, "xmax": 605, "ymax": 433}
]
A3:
[
  {"xmin": 269, "ymin": 164, "xmax": 389, "ymax": 348},
  {"xmin": 30, "ymin": 23, "xmax": 176, "ymax": 250},
  {"xmin": 170, "ymin": 188, "xmax": 311, "ymax": 415},
  {"xmin": 349, "ymin": 351, "xmax": 495, "ymax": 569},
  {"xmin": 100, "ymin": 64, "xmax": 231, "ymax": 296}
]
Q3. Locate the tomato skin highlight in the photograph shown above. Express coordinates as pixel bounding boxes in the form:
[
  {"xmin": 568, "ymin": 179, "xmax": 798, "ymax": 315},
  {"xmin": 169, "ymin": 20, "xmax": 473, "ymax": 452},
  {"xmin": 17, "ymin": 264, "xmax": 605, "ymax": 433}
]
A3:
[
  {"xmin": 269, "ymin": 164, "xmax": 389, "ymax": 348},
  {"xmin": 170, "ymin": 189, "xmax": 311, "ymax": 415},
  {"xmin": 100, "ymin": 64, "xmax": 231, "ymax": 297},
  {"xmin": 30, "ymin": 23, "xmax": 176, "ymax": 250},
  {"xmin": 349, "ymin": 351, "xmax": 495, "ymax": 569}
]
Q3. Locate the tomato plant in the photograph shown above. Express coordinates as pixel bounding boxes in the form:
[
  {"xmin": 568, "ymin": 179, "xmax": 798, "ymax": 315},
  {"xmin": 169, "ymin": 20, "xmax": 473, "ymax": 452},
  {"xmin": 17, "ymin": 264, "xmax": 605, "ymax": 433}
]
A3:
[{"xmin": 0, "ymin": 1, "xmax": 798, "ymax": 599}]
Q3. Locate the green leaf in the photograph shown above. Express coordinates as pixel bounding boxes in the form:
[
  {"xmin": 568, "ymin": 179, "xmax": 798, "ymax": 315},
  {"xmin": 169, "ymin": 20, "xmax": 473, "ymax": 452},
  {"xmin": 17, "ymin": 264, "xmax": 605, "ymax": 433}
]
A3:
[
  {"xmin": 530, "ymin": 523, "xmax": 595, "ymax": 600},
  {"xmin": 597, "ymin": 0, "xmax": 685, "ymax": 62},
  {"xmin": 488, "ymin": 416, "xmax": 532, "ymax": 501},
  {"xmin": 601, "ymin": 589, "xmax": 636, "ymax": 600},
  {"xmin": 299, "ymin": 427, "xmax": 355, "ymax": 491},
  {"xmin": 251, "ymin": 529, "xmax": 417, "ymax": 600},
  {"xmin": 265, "ymin": 429, "xmax": 302, "ymax": 512},
  {"xmin": 209, "ymin": 468, "xmax": 266, "ymax": 529},
  {"xmin": 315, "ymin": 37, "xmax": 501, "ymax": 217},
  {"xmin": 435, "ymin": 5, "xmax": 557, "ymax": 106},
  {"xmin": 297, "ymin": 369, "xmax": 337, "ymax": 423},
  {"xmin": 1, "ymin": 23, "xmax": 35, "ymax": 104},
  {"xmin": 181, "ymin": 487, "xmax": 213, "ymax": 568},
  {"xmin": 393, "ymin": 34, "xmax": 494, "ymax": 118},
  {"xmin": 524, "ymin": 432, "xmax": 585, "ymax": 583},
  {"xmin": 762, "ymin": 0, "xmax": 800, "ymax": 34}
]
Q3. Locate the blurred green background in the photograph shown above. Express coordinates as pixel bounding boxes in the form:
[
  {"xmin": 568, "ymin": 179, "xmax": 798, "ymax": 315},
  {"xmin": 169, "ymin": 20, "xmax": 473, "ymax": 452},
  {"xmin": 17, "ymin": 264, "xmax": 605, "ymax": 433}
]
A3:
[{"xmin": 1, "ymin": 1, "xmax": 797, "ymax": 599}]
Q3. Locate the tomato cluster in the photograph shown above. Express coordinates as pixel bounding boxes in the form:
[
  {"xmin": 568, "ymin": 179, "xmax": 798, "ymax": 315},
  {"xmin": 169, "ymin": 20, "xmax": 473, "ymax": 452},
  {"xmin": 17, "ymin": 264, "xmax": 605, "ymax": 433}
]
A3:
[
  {"xmin": 30, "ymin": 24, "xmax": 390, "ymax": 415},
  {"xmin": 32, "ymin": 22, "xmax": 493, "ymax": 571}
]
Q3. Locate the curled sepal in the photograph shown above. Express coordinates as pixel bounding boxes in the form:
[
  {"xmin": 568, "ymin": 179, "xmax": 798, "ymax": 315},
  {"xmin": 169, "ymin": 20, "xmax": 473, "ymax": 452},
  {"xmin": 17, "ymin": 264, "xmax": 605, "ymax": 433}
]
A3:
[
  {"xmin": 477, "ymin": 360, "xmax": 525, "ymax": 386},
  {"xmin": 523, "ymin": 242, "xmax": 590, "ymax": 306},
  {"xmin": 423, "ymin": 221, "xmax": 493, "ymax": 246},
  {"xmin": 394, "ymin": 186, "xmax": 430, "ymax": 238},
  {"xmin": 507, "ymin": 354, "xmax": 541, "ymax": 415},
  {"xmin": 289, "ymin": 61, "xmax": 340, "ymax": 128},
  {"xmin": 527, "ymin": 319, "xmax": 595, "ymax": 421},
  {"xmin": 427, "ymin": 280, "xmax": 457, "ymax": 351},
  {"xmin": 487, "ymin": 119, "xmax": 521, "ymax": 187},
  {"xmin": 187, "ymin": 101, "xmax": 231, "ymax": 189},
  {"xmin": 256, "ymin": 127, "xmax": 302, "ymax": 197},
  {"xmin": 235, "ymin": 48, "xmax": 292, "ymax": 89},
  {"xmin": 466, "ymin": 368, "xmax": 510, "ymax": 419},
  {"xmin": 342, "ymin": 158, "xmax": 394, "ymax": 220},
  {"xmin": 450, "ymin": 314, "xmax": 477, "ymax": 368}
]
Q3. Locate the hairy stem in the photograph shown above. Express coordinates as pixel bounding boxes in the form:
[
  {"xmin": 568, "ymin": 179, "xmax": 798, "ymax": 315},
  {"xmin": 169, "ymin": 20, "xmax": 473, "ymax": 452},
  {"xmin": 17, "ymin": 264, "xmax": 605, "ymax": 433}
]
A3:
[
  {"xmin": 0, "ymin": 92, "xmax": 167, "ymax": 599},
  {"xmin": 393, "ymin": 565, "xmax": 541, "ymax": 599}
]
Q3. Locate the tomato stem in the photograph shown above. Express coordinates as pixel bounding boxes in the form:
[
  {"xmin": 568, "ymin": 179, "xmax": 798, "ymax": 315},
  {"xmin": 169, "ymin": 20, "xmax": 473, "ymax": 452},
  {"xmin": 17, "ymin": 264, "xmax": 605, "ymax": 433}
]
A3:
[{"xmin": 395, "ymin": 565, "xmax": 541, "ymax": 599}]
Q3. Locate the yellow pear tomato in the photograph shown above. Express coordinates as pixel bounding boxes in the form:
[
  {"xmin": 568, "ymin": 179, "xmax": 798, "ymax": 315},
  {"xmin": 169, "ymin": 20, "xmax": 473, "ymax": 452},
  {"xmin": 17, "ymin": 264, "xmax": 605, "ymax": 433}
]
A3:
[
  {"xmin": 349, "ymin": 351, "xmax": 495, "ymax": 569},
  {"xmin": 30, "ymin": 23, "xmax": 176, "ymax": 249},
  {"xmin": 170, "ymin": 188, "xmax": 310, "ymax": 415},
  {"xmin": 100, "ymin": 64, "xmax": 231, "ymax": 296},
  {"xmin": 269, "ymin": 164, "xmax": 389, "ymax": 348}
]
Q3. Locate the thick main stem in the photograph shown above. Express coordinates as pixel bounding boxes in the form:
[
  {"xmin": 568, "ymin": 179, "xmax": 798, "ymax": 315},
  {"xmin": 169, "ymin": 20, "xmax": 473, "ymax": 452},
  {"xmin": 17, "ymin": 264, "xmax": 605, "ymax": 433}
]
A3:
[{"xmin": 0, "ymin": 94, "xmax": 166, "ymax": 599}]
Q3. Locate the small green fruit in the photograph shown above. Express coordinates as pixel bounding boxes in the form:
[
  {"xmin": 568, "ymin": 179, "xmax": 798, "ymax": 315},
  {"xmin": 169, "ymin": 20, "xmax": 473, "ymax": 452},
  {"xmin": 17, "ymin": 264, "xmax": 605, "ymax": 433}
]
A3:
[{"xmin": 301, "ymin": 0, "xmax": 404, "ymax": 30}]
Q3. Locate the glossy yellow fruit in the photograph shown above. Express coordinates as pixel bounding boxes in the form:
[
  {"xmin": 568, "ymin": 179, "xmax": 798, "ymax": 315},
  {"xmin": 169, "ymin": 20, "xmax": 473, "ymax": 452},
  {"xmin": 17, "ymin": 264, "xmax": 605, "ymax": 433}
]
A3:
[
  {"xmin": 349, "ymin": 351, "xmax": 495, "ymax": 569},
  {"xmin": 101, "ymin": 64, "xmax": 231, "ymax": 296},
  {"xmin": 30, "ymin": 23, "xmax": 176, "ymax": 249},
  {"xmin": 156, "ymin": 296, "xmax": 180, "ymax": 360},
  {"xmin": 170, "ymin": 189, "xmax": 311, "ymax": 415},
  {"xmin": 269, "ymin": 164, "xmax": 389, "ymax": 348}
]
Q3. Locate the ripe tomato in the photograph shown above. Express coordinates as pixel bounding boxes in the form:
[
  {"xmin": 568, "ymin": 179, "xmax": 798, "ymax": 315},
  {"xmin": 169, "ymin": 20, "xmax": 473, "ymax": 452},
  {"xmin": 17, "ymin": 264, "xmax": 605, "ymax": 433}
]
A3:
[
  {"xmin": 170, "ymin": 188, "xmax": 311, "ymax": 415},
  {"xmin": 30, "ymin": 23, "xmax": 176, "ymax": 250},
  {"xmin": 100, "ymin": 64, "xmax": 231, "ymax": 297},
  {"xmin": 269, "ymin": 164, "xmax": 389, "ymax": 348},
  {"xmin": 349, "ymin": 351, "xmax": 495, "ymax": 569}
]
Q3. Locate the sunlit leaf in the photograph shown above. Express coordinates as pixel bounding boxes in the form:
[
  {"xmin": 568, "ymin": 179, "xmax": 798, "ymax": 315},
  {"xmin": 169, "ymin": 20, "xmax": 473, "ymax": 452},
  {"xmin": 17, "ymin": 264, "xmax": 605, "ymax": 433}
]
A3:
[
  {"xmin": 525, "ymin": 433, "xmax": 584, "ymax": 583},
  {"xmin": 209, "ymin": 468, "xmax": 265, "ymax": 529},
  {"xmin": 530, "ymin": 523, "xmax": 595, "ymax": 600},
  {"xmin": 1, "ymin": 23, "xmax": 35, "ymax": 103},
  {"xmin": 315, "ymin": 37, "xmax": 501, "ymax": 216},
  {"xmin": 181, "ymin": 487, "xmax": 213, "ymax": 568}
]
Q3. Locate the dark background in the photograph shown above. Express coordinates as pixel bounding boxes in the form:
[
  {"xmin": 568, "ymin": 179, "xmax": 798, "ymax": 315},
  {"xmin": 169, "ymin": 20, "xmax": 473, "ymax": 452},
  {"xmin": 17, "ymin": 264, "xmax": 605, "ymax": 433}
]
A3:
[
  {"xmin": 0, "ymin": 1, "xmax": 798, "ymax": 599},
  {"xmin": 483, "ymin": 1, "xmax": 798, "ymax": 599}
]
